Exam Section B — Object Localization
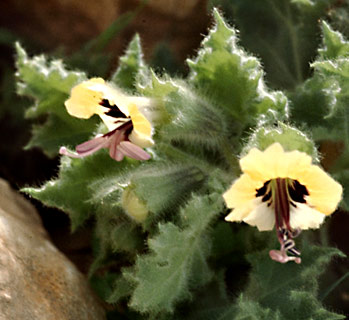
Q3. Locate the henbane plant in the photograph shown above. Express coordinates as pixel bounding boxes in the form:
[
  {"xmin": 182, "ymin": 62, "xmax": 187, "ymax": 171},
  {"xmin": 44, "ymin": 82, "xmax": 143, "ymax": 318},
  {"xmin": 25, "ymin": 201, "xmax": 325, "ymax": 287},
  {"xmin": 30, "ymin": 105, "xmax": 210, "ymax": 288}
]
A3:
[{"xmin": 16, "ymin": 6, "xmax": 347, "ymax": 319}]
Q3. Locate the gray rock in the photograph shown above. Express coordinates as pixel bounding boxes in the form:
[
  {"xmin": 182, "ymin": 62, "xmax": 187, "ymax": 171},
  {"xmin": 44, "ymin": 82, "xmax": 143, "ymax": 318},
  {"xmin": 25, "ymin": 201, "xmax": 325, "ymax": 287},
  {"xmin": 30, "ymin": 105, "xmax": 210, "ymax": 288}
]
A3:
[{"xmin": 0, "ymin": 179, "xmax": 105, "ymax": 320}]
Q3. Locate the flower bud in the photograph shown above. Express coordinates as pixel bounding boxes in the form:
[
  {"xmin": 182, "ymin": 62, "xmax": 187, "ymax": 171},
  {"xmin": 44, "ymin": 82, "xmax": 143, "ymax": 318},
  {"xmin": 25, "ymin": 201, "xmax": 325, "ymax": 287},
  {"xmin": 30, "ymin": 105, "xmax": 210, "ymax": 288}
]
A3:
[
  {"xmin": 244, "ymin": 122, "xmax": 318, "ymax": 161},
  {"xmin": 121, "ymin": 186, "xmax": 149, "ymax": 223}
]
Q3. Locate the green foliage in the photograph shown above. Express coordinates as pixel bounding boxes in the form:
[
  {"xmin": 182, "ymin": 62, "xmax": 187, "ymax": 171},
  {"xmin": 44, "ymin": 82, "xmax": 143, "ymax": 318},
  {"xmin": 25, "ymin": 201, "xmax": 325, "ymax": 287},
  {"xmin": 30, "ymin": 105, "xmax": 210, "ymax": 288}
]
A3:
[
  {"xmin": 15, "ymin": 43, "xmax": 98, "ymax": 156},
  {"xmin": 318, "ymin": 21, "xmax": 349, "ymax": 59},
  {"xmin": 208, "ymin": 0, "xmax": 335, "ymax": 89},
  {"xmin": 230, "ymin": 296, "xmax": 282, "ymax": 320},
  {"xmin": 242, "ymin": 244, "xmax": 346, "ymax": 319},
  {"xmin": 290, "ymin": 21, "xmax": 349, "ymax": 208},
  {"xmin": 23, "ymin": 151, "xmax": 130, "ymax": 230},
  {"xmin": 17, "ymin": 5, "xmax": 348, "ymax": 320},
  {"xmin": 108, "ymin": 272, "xmax": 136, "ymax": 304},
  {"xmin": 129, "ymin": 162, "xmax": 206, "ymax": 218},
  {"xmin": 188, "ymin": 9, "xmax": 288, "ymax": 130},
  {"xmin": 244, "ymin": 122, "xmax": 319, "ymax": 160},
  {"xmin": 126, "ymin": 193, "xmax": 224, "ymax": 315},
  {"xmin": 111, "ymin": 34, "xmax": 149, "ymax": 92},
  {"xmin": 159, "ymin": 82, "xmax": 235, "ymax": 150},
  {"xmin": 95, "ymin": 209, "xmax": 144, "ymax": 254}
]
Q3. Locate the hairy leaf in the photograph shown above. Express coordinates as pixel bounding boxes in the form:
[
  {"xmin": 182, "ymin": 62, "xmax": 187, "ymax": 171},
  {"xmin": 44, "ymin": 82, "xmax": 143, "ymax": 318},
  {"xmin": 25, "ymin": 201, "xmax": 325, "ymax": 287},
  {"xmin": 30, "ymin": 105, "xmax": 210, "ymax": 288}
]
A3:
[
  {"xmin": 127, "ymin": 193, "xmax": 224, "ymax": 315},
  {"xmin": 290, "ymin": 22, "xmax": 349, "ymax": 206},
  {"xmin": 15, "ymin": 43, "xmax": 98, "ymax": 156},
  {"xmin": 188, "ymin": 9, "xmax": 288, "ymax": 130},
  {"xmin": 244, "ymin": 244, "xmax": 345, "ymax": 319},
  {"xmin": 111, "ymin": 34, "xmax": 150, "ymax": 91},
  {"xmin": 209, "ymin": 0, "xmax": 334, "ymax": 89},
  {"xmin": 22, "ymin": 151, "xmax": 131, "ymax": 230},
  {"xmin": 130, "ymin": 162, "xmax": 207, "ymax": 218}
]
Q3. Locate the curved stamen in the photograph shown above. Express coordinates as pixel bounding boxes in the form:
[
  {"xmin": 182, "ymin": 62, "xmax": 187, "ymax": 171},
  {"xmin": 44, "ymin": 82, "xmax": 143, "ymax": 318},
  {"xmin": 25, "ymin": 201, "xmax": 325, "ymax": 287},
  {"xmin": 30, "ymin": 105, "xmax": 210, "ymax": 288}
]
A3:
[
  {"xmin": 274, "ymin": 178, "xmax": 291, "ymax": 240},
  {"xmin": 268, "ymin": 178, "xmax": 306, "ymax": 263}
]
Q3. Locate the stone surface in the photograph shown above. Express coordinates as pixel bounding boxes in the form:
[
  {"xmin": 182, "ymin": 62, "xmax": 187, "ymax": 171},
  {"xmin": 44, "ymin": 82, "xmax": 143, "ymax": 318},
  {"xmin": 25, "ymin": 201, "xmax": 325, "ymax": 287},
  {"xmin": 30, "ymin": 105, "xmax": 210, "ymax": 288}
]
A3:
[{"xmin": 0, "ymin": 179, "xmax": 105, "ymax": 320}]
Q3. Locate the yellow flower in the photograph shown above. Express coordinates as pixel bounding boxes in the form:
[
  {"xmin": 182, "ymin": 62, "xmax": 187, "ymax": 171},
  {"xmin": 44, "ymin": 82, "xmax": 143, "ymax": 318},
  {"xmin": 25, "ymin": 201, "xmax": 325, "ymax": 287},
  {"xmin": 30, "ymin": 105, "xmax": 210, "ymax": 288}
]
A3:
[
  {"xmin": 121, "ymin": 187, "xmax": 149, "ymax": 223},
  {"xmin": 223, "ymin": 143, "xmax": 342, "ymax": 263},
  {"xmin": 60, "ymin": 78, "xmax": 155, "ymax": 161}
]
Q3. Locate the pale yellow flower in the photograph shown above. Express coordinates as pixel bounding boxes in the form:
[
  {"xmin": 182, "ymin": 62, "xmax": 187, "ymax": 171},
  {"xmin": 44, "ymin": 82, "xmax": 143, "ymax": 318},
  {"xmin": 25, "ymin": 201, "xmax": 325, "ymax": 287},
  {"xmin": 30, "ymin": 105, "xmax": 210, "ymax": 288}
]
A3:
[
  {"xmin": 223, "ymin": 143, "xmax": 342, "ymax": 263},
  {"xmin": 60, "ymin": 78, "xmax": 154, "ymax": 161}
]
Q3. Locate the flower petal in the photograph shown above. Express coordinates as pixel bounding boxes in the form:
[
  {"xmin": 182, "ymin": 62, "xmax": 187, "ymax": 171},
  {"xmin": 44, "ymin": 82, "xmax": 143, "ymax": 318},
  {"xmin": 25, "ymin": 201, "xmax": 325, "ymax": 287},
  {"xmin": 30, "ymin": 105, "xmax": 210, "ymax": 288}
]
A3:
[
  {"xmin": 289, "ymin": 203, "xmax": 326, "ymax": 229},
  {"xmin": 225, "ymin": 202, "xmax": 255, "ymax": 222},
  {"xmin": 118, "ymin": 141, "xmax": 151, "ymax": 161},
  {"xmin": 65, "ymin": 78, "xmax": 135, "ymax": 131},
  {"xmin": 128, "ymin": 103, "xmax": 154, "ymax": 148},
  {"xmin": 240, "ymin": 143, "xmax": 313, "ymax": 182},
  {"xmin": 223, "ymin": 174, "xmax": 261, "ymax": 209},
  {"xmin": 129, "ymin": 96, "xmax": 158, "ymax": 123},
  {"xmin": 299, "ymin": 165, "xmax": 343, "ymax": 215},
  {"xmin": 65, "ymin": 78, "xmax": 106, "ymax": 119},
  {"xmin": 240, "ymin": 143, "xmax": 282, "ymax": 182},
  {"xmin": 242, "ymin": 200, "xmax": 275, "ymax": 231},
  {"xmin": 99, "ymin": 113, "xmax": 129, "ymax": 132}
]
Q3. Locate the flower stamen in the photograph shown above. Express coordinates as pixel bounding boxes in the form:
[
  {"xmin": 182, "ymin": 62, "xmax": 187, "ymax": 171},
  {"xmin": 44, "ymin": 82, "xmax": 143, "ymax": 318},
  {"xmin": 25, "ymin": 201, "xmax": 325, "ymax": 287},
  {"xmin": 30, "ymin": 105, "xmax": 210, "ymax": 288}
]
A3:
[
  {"xmin": 61, "ymin": 78, "xmax": 155, "ymax": 161},
  {"xmin": 257, "ymin": 177, "xmax": 307, "ymax": 262},
  {"xmin": 224, "ymin": 143, "xmax": 343, "ymax": 264}
]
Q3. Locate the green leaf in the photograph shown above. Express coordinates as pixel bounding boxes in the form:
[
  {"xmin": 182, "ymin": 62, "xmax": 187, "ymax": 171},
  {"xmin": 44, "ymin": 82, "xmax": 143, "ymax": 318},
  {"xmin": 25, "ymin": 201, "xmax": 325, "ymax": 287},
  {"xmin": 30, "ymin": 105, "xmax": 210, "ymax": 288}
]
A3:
[
  {"xmin": 95, "ymin": 209, "xmax": 144, "ymax": 254},
  {"xmin": 244, "ymin": 243, "xmax": 345, "ymax": 319},
  {"xmin": 187, "ymin": 10, "xmax": 258, "ymax": 119},
  {"xmin": 181, "ymin": 272, "xmax": 231, "ymax": 320},
  {"xmin": 140, "ymin": 70, "xmax": 178, "ymax": 99},
  {"xmin": 244, "ymin": 122, "xmax": 319, "ymax": 160},
  {"xmin": 90, "ymin": 273, "xmax": 119, "ymax": 302},
  {"xmin": 289, "ymin": 23, "xmax": 349, "ymax": 207},
  {"xmin": 233, "ymin": 295, "xmax": 282, "ymax": 320},
  {"xmin": 24, "ymin": 114, "xmax": 99, "ymax": 155},
  {"xmin": 290, "ymin": 75, "xmax": 340, "ymax": 130},
  {"xmin": 130, "ymin": 162, "xmax": 207, "ymax": 218},
  {"xmin": 110, "ymin": 34, "xmax": 150, "ymax": 91},
  {"xmin": 209, "ymin": 0, "xmax": 334, "ymax": 89},
  {"xmin": 127, "ymin": 193, "xmax": 224, "ymax": 314},
  {"xmin": 15, "ymin": 43, "xmax": 98, "ymax": 156},
  {"xmin": 291, "ymin": 22, "xmax": 349, "ymax": 131},
  {"xmin": 22, "ymin": 151, "xmax": 131, "ymax": 231},
  {"xmin": 15, "ymin": 43, "xmax": 86, "ymax": 114},
  {"xmin": 187, "ymin": 9, "xmax": 287, "ymax": 130},
  {"xmin": 159, "ymin": 82, "xmax": 235, "ymax": 148},
  {"xmin": 288, "ymin": 291, "xmax": 345, "ymax": 320},
  {"xmin": 319, "ymin": 21, "xmax": 349, "ymax": 60},
  {"xmin": 108, "ymin": 271, "xmax": 135, "ymax": 304}
]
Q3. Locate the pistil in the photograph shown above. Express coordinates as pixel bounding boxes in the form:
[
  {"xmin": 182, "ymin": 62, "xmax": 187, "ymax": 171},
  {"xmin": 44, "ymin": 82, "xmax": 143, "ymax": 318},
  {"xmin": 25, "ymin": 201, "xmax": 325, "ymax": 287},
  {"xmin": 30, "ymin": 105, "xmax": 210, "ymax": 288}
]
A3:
[
  {"xmin": 273, "ymin": 178, "xmax": 292, "ymax": 241},
  {"xmin": 269, "ymin": 178, "xmax": 302, "ymax": 263}
]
